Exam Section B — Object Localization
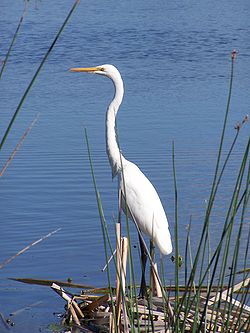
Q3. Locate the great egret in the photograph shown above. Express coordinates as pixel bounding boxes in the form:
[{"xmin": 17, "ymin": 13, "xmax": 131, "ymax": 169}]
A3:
[{"xmin": 70, "ymin": 64, "xmax": 172, "ymax": 295}]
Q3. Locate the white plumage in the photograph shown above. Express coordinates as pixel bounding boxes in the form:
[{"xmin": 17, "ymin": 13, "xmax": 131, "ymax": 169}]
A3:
[
  {"xmin": 119, "ymin": 159, "xmax": 172, "ymax": 255},
  {"xmin": 70, "ymin": 64, "xmax": 172, "ymax": 256}
]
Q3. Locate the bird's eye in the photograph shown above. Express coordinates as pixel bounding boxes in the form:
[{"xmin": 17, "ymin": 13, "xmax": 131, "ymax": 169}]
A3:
[{"xmin": 99, "ymin": 67, "xmax": 105, "ymax": 71}]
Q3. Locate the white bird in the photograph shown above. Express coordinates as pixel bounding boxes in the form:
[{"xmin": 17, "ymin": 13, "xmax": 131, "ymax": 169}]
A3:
[{"xmin": 70, "ymin": 64, "xmax": 172, "ymax": 295}]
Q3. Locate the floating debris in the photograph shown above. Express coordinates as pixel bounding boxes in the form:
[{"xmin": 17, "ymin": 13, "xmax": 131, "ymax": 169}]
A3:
[
  {"xmin": 51, "ymin": 279, "xmax": 250, "ymax": 332},
  {"xmin": 49, "ymin": 233, "xmax": 250, "ymax": 333}
]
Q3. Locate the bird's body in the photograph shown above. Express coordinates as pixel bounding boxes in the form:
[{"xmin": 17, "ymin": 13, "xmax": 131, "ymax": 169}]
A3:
[
  {"xmin": 119, "ymin": 159, "xmax": 172, "ymax": 255},
  {"xmin": 70, "ymin": 64, "xmax": 172, "ymax": 257}
]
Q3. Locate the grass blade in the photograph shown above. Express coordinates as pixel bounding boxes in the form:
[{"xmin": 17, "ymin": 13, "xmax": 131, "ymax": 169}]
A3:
[
  {"xmin": 0, "ymin": 0, "xmax": 80, "ymax": 151},
  {"xmin": 179, "ymin": 51, "xmax": 237, "ymax": 320},
  {"xmin": 0, "ymin": 1, "xmax": 29, "ymax": 79},
  {"xmin": 172, "ymin": 141, "xmax": 180, "ymax": 332}
]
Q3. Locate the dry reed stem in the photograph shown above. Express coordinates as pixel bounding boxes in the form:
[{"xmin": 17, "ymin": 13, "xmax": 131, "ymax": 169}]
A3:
[
  {"xmin": 0, "ymin": 114, "xmax": 39, "ymax": 177},
  {"xmin": 68, "ymin": 300, "xmax": 81, "ymax": 326},
  {"xmin": 109, "ymin": 312, "xmax": 115, "ymax": 333},
  {"xmin": 82, "ymin": 294, "xmax": 109, "ymax": 313},
  {"xmin": 0, "ymin": 228, "xmax": 61, "ymax": 269},
  {"xmin": 115, "ymin": 223, "xmax": 122, "ymax": 302},
  {"xmin": 115, "ymin": 223, "xmax": 122, "ymax": 330},
  {"xmin": 51, "ymin": 283, "xmax": 84, "ymax": 319},
  {"xmin": 116, "ymin": 236, "xmax": 129, "ymax": 331},
  {"xmin": 121, "ymin": 237, "xmax": 128, "ymax": 293},
  {"xmin": 151, "ymin": 262, "xmax": 163, "ymax": 297},
  {"xmin": 101, "ymin": 248, "xmax": 117, "ymax": 271},
  {"xmin": 121, "ymin": 237, "xmax": 129, "ymax": 333},
  {"xmin": 208, "ymin": 277, "xmax": 250, "ymax": 309},
  {"xmin": 50, "ymin": 283, "xmax": 249, "ymax": 332},
  {"xmin": 10, "ymin": 301, "xmax": 43, "ymax": 316}
]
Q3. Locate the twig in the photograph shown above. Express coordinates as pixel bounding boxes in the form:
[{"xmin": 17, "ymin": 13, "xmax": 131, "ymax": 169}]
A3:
[
  {"xmin": 102, "ymin": 248, "xmax": 117, "ymax": 272},
  {"xmin": 51, "ymin": 283, "xmax": 84, "ymax": 320},
  {"xmin": 9, "ymin": 301, "xmax": 43, "ymax": 316},
  {"xmin": 0, "ymin": 114, "xmax": 40, "ymax": 177},
  {"xmin": 0, "ymin": 228, "xmax": 61, "ymax": 269}
]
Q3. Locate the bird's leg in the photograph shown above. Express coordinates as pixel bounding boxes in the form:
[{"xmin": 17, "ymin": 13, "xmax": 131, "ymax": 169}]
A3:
[
  {"xmin": 150, "ymin": 240, "xmax": 155, "ymax": 262},
  {"xmin": 118, "ymin": 188, "xmax": 122, "ymax": 224},
  {"xmin": 139, "ymin": 233, "xmax": 148, "ymax": 298},
  {"xmin": 149, "ymin": 240, "xmax": 155, "ymax": 293}
]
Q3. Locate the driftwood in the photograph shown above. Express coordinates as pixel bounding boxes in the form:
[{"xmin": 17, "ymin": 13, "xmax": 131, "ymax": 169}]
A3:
[
  {"xmin": 49, "ymin": 271, "xmax": 249, "ymax": 333},
  {"xmin": 11, "ymin": 258, "xmax": 249, "ymax": 332},
  {"xmin": 12, "ymin": 276, "xmax": 249, "ymax": 294},
  {"xmin": 10, "ymin": 274, "xmax": 250, "ymax": 332},
  {"xmin": 51, "ymin": 284, "xmax": 249, "ymax": 332}
]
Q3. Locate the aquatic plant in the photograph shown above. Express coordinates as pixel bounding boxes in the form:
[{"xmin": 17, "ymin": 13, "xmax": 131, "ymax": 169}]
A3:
[{"xmin": 75, "ymin": 49, "xmax": 249, "ymax": 332}]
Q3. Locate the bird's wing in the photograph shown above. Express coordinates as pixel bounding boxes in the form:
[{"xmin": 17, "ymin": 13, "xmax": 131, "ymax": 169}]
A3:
[{"xmin": 119, "ymin": 160, "xmax": 172, "ymax": 255}]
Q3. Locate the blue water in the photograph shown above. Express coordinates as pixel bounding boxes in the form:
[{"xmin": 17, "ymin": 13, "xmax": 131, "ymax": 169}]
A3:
[{"xmin": 0, "ymin": 0, "xmax": 249, "ymax": 331}]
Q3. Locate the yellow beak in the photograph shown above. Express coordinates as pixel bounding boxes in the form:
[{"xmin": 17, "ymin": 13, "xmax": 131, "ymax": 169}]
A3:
[{"xmin": 69, "ymin": 67, "xmax": 100, "ymax": 72}]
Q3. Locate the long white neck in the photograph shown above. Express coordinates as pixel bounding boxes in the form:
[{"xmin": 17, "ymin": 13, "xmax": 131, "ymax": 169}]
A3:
[{"xmin": 106, "ymin": 72, "xmax": 125, "ymax": 178}]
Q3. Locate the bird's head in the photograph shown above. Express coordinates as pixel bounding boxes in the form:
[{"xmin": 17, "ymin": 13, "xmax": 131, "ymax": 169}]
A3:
[{"xmin": 70, "ymin": 64, "xmax": 120, "ymax": 80}]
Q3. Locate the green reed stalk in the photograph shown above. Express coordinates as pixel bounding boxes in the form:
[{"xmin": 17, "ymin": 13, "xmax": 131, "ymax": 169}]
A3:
[
  {"xmin": 159, "ymin": 256, "xmax": 169, "ymax": 332},
  {"xmin": 189, "ymin": 132, "xmax": 244, "ymax": 330},
  {"xmin": 115, "ymin": 125, "xmax": 140, "ymax": 332},
  {"xmin": 199, "ymin": 127, "xmax": 242, "ymax": 285},
  {"xmin": 0, "ymin": 0, "xmax": 80, "ymax": 151},
  {"xmin": 115, "ymin": 124, "xmax": 173, "ymax": 330},
  {"xmin": 224, "ymin": 158, "xmax": 249, "ymax": 331},
  {"xmin": 193, "ymin": 221, "xmax": 211, "ymax": 332},
  {"xmin": 234, "ymin": 226, "xmax": 250, "ymax": 330},
  {"xmin": 198, "ymin": 138, "xmax": 250, "ymax": 332},
  {"xmin": 85, "ymin": 129, "xmax": 137, "ymax": 332},
  {"xmin": 0, "ymin": 1, "xmax": 30, "ymax": 80},
  {"xmin": 204, "ymin": 224, "xmax": 211, "ymax": 332},
  {"xmin": 172, "ymin": 141, "xmax": 180, "ymax": 332},
  {"xmin": 193, "ymin": 223, "xmax": 212, "ymax": 332},
  {"xmin": 184, "ymin": 131, "xmax": 244, "ymax": 331},
  {"xmin": 85, "ymin": 142, "xmax": 137, "ymax": 331},
  {"xmin": 84, "ymin": 129, "xmax": 118, "ymax": 332},
  {"xmin": 184, "ymin": 218, "xmax": 191, "ymax": 286},
  {"xmin": 235, "ymin": 227, "xmax": 250, "ymax": 328},
  {"xmin": 182, "ymin": 53, "xmax": 236, "ymax": 304},
  {"xmin": 179, "ymin": 53, "xmax": 237, "ymax": 328}
]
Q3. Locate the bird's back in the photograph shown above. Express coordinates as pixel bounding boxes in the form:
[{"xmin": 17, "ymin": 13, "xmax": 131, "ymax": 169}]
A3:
[{"xmin": 119, "ymin": 158, "xmax": 172, "ymax": 255}]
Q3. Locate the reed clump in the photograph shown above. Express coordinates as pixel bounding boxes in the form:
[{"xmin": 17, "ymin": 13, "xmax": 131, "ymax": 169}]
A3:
[{"xmin": 48, "ymin": 50, "xmax": 249, "ymax": 332}]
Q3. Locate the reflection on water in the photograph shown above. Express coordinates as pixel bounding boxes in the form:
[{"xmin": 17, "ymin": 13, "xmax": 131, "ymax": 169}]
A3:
[{"xmin": 0, "ymin": 0, "xmax": 249, "ymax": 331}]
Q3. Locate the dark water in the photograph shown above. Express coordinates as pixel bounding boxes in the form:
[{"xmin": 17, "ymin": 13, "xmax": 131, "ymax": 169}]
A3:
[{"xmin": 0, "ymin": 0, "xmax": 249, "ymax": 331}]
